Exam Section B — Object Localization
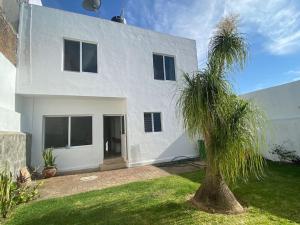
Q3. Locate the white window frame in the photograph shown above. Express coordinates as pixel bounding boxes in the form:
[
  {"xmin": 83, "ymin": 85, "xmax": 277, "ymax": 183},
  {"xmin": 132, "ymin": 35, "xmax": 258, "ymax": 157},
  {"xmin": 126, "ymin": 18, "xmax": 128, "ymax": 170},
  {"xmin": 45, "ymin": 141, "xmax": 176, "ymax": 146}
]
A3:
[
  {"xmin": 43, "ymin": 115, "xmax": 93, "ymax": 150},
  {"xmin": 144, "ymin": 112, "xmax": 163, "ymax": 133},
  {"xmin": 63, "ymin": 38, "xmax": 98, "ymax": 74},
  {"xmin": 153, "ymin": 53, "xmax": 176, "ymax": 81}
]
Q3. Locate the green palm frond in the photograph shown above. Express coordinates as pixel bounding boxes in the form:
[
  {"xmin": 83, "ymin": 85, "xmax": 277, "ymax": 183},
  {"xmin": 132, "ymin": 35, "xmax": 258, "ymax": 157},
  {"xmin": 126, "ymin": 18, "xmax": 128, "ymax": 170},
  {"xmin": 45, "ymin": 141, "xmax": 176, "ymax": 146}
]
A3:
[
  {"xmin": 209, "ymin": 15, "xmax": 248, "ymax": 73},
  {"xmin": 178, "ymin": 15, "xmax": 265, "ymax": 183}
]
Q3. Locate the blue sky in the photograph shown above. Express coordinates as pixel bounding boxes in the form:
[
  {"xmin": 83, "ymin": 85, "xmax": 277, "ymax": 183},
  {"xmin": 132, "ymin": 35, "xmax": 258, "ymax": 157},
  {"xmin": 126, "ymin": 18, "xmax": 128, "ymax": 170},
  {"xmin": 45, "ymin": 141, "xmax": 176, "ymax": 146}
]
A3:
[{"xmin": 41, "ymin": 0, "xmax": 300, "ymax": 94}]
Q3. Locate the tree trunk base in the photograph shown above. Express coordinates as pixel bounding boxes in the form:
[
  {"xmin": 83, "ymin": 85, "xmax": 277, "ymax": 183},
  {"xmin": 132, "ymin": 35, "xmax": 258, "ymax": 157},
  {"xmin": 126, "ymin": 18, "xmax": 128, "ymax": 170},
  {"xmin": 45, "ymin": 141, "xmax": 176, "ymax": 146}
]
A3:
[{"xmin": 191, "ymin": 173, "xmax": 244, "ymax": 214}]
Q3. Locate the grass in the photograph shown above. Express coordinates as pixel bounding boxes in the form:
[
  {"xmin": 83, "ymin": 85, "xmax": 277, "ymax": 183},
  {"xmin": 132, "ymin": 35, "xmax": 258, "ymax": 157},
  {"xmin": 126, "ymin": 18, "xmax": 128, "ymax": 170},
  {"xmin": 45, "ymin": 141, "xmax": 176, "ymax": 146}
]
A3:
[{"xmin": 3, "ymin": 162, "xmax": 300, "ymax": 225}]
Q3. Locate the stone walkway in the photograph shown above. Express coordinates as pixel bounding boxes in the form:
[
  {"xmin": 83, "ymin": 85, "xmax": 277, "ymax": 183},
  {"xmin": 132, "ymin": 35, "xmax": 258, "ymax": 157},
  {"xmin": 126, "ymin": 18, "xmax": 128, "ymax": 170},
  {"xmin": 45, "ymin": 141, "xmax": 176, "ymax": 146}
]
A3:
[{"xmin": 38, "ymin": 161, "xmax": 204, "ymax": 200}]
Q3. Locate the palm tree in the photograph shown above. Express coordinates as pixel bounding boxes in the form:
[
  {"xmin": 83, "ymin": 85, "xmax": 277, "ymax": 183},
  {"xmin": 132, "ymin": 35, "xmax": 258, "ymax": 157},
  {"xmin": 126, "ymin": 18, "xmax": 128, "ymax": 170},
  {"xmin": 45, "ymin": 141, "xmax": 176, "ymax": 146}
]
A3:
[{"xmin": 178, "ymin": 16, "xmax": 265, "ymax": 214}]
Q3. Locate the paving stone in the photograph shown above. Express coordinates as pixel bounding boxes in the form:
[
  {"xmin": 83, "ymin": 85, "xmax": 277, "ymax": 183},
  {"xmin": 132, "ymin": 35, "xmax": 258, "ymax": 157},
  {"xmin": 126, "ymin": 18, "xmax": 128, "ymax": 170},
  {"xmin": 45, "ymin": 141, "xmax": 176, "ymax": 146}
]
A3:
[{"xmin": 38, "ymin": 162, "xmax": 203, "ymax": 200}]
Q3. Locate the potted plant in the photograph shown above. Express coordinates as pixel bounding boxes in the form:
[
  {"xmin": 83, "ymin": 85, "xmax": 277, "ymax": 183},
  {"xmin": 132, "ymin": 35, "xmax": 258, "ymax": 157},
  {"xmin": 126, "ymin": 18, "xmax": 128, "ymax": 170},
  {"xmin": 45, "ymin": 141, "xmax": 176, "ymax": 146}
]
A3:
[{"xmin": 42, "ymin": 148, "xmax": 57, "ymax": 178}]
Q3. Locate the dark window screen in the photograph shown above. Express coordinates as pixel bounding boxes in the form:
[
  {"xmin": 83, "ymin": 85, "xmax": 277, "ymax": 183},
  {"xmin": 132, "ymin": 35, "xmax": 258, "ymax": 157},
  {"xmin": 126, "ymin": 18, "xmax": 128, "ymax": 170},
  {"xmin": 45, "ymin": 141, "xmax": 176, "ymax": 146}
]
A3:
[
  {"xmin": 153, "ymin": 113, "xmax": 162, "ymax": 132},
  {"xmin": 165, "ymin": 56, "xmax": 175, "ymax": 80},
  {"xmin": 44, "ymin": 117, "xmax": 69, "ymax": 148},
  {"xmin": 82, "ymin": 43, "xmax": 97, "ymax": 73},
  {"xmin": 144, "ymin": 113, "xmax": 153, "ymax": 132},
  {"xmin": 121, "ymin": 116, "xmax": 125, "ymax": 134},
  {"xmin": 64, "ymin": 40, "xmax": 80, "ymax": 72},
  {"xmin": 71, "ymin": 116, "xmax": 92, "ymax": 146},
  {"xmin": 153, "ymin": 54, "xmax": 164, "ymax": 80}
]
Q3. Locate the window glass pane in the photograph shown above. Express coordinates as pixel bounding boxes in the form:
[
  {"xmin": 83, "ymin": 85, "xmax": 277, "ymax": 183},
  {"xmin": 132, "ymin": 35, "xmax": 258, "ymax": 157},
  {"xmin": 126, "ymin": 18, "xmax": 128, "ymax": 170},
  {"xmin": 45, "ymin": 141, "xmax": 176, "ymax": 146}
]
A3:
[
  {"xmin": 82, "ymin": 43, "xmax": 97, "ymax": 73},
  {"xmin": 165, "ymin": 56, "xmax": 175, "ymax": 80},
  {"xmin": 71, "ymin": 116, "xmax": 93, "ymax": 146},
  {"xmin": 153, "ymin": 54, "xmax": 164, "ymax": 80},
  {"xmin": 64, "ymin": 40, "xmax": 80, "ymax": 72},
  {"xmin": 44, "ymin": 117, "xmax": 68, "ymax": 148},
  {"xmin": 144, "ymin": 113, "xmax": 153, "ymax": 132},
  {"xmin": 153, "ymin": 113, "xmax": 162, "ymax": 132}
]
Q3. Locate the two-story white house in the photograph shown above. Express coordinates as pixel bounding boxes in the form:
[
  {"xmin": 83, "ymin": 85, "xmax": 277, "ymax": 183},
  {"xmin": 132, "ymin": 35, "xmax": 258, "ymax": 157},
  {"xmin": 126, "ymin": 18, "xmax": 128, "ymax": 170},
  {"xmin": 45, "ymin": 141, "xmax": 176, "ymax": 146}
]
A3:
[{"xmin": 14, "ymin": 3, "xmax": 198, "ymax": 172}]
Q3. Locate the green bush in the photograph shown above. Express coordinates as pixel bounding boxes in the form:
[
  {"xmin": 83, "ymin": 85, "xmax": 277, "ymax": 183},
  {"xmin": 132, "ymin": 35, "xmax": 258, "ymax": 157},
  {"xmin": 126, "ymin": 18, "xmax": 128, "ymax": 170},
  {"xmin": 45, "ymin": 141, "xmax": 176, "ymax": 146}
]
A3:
[
  {"xmin": 13, "ymin": 182, "xmax": 41, "ymax": 205},
  {"xmin": 42, "ymin": 148, "xmax": 56, "ymax": 168},
  {"xmin": 0, "ymin": 166, "xmax": 42, "ymax": 219},
  {"xmin": 270, "ymin": 144, "xmax": 300, "ymax": 164},
  {"xmin": 0, "ymin": 167, "xmax": 15, "ymax": 218}
]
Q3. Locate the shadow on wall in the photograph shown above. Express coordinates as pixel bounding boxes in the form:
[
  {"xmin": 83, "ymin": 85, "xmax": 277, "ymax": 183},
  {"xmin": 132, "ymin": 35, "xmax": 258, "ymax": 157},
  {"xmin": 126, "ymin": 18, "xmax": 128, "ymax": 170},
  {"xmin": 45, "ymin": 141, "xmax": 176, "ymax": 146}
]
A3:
[
  {"xmin": 263, "ymin": 118, "xmax": 300, "ymax": 160},
  {"xmin": 130, "ymin": 133, "xmax": 198, "ymax": 165}
]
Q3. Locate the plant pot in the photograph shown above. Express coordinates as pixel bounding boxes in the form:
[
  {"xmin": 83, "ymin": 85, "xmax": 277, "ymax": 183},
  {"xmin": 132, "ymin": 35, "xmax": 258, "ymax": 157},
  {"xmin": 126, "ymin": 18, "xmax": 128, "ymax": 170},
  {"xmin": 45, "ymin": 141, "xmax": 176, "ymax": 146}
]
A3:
[{"xmin": 42, "ymin": 167, "xmax": 57, "ymax": 178}]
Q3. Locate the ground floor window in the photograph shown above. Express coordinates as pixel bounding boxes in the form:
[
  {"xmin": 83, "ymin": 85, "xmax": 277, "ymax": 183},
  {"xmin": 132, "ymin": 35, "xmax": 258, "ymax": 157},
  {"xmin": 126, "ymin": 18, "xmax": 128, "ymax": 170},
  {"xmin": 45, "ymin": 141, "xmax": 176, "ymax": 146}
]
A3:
[
  {"xmin": 44, "ymin": 116, "xmax": 92, "ymax": 149},
  {"xmin": 144, "ymin": 112, "xmax": 162, "ymax": 132}
]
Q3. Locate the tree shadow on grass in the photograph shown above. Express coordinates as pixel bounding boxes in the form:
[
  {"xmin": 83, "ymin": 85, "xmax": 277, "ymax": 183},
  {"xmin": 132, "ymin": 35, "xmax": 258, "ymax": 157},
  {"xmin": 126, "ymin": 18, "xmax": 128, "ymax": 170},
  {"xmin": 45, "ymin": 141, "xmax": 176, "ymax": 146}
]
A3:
[
  {"xmin": 233, "ymin": 163, "xmax": 300, "ymax": 224},
  {"xmin": 6, "ymin": 163, "xmax": 300, "ymax": 225},
  {"xmin": 9, "ymin": 200, "xmax": 195, "ymax": 225},
  {"xmin": 178, "ymin": 162, "xmax": 300, "ymax": 224}
]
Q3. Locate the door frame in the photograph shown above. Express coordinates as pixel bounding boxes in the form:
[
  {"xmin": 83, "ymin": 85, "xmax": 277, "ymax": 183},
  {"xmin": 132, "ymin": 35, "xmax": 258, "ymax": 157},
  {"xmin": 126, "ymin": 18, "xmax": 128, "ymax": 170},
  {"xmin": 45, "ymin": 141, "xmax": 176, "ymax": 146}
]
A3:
[{"xmin": 103, "ymin": 114, "xmax": 127, "ymax": 160}]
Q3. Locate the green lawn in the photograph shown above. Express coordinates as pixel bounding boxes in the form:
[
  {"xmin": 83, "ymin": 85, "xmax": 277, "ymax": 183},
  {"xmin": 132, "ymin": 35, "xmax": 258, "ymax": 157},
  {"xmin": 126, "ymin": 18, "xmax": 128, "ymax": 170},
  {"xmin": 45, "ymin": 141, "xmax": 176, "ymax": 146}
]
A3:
[{"xmin": 4, "ymin": 162, "xmax": 300, "ymax": 225}]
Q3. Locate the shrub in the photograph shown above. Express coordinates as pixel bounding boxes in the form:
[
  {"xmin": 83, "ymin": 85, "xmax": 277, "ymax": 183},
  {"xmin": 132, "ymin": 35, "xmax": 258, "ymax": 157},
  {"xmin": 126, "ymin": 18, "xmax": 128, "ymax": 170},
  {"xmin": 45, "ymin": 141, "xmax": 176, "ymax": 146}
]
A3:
[
  {"xmin": 0, "ymin": 167, "xmax": 14, "ymax": 218},
  {"xmin": 42, "ymin": 148, "xmax": 56, "ymax": 168},
  {"xmin": 13, "ymin": 182, "xmax": 41, "ymax": 205},
  {"xmin": 0, "ymin": 166, "xmax": 42, "ymax": 219},
  {"xmin": 270, "ymin": 144, "xmax": 300, "ymax": 164}
]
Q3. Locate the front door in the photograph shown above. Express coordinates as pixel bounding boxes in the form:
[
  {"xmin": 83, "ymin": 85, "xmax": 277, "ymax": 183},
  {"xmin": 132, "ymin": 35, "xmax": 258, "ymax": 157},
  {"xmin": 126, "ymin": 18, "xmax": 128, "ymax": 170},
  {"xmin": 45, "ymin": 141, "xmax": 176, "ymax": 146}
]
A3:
[{"xmin": 103, "ymin": 115, "xmax": 126, "ymax": 159}]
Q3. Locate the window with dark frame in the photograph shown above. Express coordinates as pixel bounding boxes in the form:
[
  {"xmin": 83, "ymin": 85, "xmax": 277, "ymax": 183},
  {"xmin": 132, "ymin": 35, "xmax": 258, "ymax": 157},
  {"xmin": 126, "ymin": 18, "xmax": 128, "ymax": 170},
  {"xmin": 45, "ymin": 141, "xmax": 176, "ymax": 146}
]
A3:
[
  {"xmin": 71, "ymin": 116, "xmax": 92, "ymax": 146},
  {"xmin": 64, "ymin": 39, "xmax": 97, "ymax": 73},
  {"xmin": 44, "ymin": 117, "xmax": 69, "ymax": 148},
  {"xmin": 82, "ymin": 42, "xmax": 98, "ymax": 73},
  {"xmin": 153, "ymin": 54, "xmax": 175, "ymax": 81},
  {"xmin": 44, "ymin": 116, "xmax": 93, "ymax": 149},
  {"xmin": 64, "ymin": 40, "xmax": 80, "ymax": 72},
  {"xmin": 153, "ymin": 54, "xmax": 164, "ymax": 80},
  {"xmin": 144, "ymin": 112, "xmax": 162, "ymax": 132}
]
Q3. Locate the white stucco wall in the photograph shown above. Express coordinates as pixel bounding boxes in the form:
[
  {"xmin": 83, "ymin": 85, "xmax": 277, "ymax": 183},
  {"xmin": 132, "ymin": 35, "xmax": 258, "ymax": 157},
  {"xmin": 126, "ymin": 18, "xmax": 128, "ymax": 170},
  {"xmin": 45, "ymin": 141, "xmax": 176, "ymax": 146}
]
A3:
[
  {"xmin": 17, "ymin": 96, "xmax": 126, "ymax": 172},
  {"xmin": 16, "ymin": 4, "xmax": 198, "ymax": 171},
  {"xmin": 0, "ymin": 53, "xmax": 20, "ymax": 131},
  {"xmin": 0, "ymin": 0, "xmax": 19, "ymax": 31},
  {"xmin": 243, "ymin": 81, "xmax": 300, "ymax": 160}
]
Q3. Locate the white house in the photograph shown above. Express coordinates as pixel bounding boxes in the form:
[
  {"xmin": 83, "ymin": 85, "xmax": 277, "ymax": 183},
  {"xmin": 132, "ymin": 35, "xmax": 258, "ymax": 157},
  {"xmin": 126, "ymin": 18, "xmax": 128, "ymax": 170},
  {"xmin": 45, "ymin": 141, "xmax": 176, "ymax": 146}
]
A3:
[{"xmin": 14, "ymin": 3, "xmax": 199, "ymax": 172}]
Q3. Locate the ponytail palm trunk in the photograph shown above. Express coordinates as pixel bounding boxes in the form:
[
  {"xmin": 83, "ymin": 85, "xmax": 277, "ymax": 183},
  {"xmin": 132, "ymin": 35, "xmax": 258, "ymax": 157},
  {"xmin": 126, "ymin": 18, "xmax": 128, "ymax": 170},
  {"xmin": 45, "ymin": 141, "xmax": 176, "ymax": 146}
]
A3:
[{"xmin": 178, "ymin": 16, "xmax": 265, "ymax": 214}]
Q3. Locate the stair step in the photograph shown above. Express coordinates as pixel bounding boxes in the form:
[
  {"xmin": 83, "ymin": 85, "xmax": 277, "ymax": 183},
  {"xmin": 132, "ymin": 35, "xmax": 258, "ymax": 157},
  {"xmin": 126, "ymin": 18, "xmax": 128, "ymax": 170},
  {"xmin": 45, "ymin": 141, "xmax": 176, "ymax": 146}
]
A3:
[
  {"xmin": 103, "ymin": 157, "xmax": 125, "ymax": 165},
  {"xmin": 101, "ymin": 157, "xmax": 127, "ymax": 171}
]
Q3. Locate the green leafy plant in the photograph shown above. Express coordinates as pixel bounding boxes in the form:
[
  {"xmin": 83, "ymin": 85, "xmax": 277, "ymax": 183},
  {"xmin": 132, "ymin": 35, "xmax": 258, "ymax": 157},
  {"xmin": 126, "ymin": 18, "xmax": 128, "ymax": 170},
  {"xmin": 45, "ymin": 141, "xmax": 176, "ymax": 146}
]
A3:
[
  {"xmin": 16, "ymin": 171, "xmax": 30, "ymax": 188},
  {"xmin": 13, "ymin": 182, "xmax": 42, "ymax": 205},
  {"xmin": 177, "ymin": 16, "xmax": 265, "ymax": 214},
  {"xmin": 0, "ymin": 166, "xmax": 42, "ymax": 219},
  {"xmin": 270, "ymin": 144, "xmax": 300, "ymax": 164},
  {"xmin": 42, "ymin": 148, "xmax": 56, "ymax": 168},
  {"xmin": 0, "ymin": 167, "xmax": 15, "ymax": 218}
]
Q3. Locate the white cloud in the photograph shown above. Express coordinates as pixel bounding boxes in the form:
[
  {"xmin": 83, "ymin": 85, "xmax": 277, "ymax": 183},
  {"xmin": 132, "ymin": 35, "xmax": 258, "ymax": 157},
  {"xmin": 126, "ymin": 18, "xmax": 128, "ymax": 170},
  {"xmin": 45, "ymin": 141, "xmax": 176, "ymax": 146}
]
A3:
[
  {"xmin": 287, "ymin": 70, "xmax": 300, "ymax": 75},
  {"xmin": 126, "ymin": 0, "xmax": 225, "ymax": 66},
  {"xmin": 225, "ymin": 0, "xmax": 300, "ymax": 55},
  {"xmin": 126, "ymin": 0, "xmax": 300, "ymax": 65}
]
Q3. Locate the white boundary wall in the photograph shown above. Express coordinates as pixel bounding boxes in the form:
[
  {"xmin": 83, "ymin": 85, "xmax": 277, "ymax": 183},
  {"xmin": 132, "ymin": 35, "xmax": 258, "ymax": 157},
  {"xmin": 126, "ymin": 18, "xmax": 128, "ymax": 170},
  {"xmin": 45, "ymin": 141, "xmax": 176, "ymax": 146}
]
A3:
[
  {"xmin": 243, "ymin": 81, "xmax": 300, "ymax": 160},
  {"xmin": 0, "ymin": 53, "xmax": 20, "ymax": 131}
]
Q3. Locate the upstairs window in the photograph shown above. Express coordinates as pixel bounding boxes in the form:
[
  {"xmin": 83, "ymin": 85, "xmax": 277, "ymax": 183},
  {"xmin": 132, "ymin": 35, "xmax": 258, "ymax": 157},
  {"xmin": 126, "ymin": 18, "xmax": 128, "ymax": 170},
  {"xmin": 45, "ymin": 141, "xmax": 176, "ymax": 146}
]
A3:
[
  {"xmin": 82, "ymin": 43, "xmax": 97, "ymax": 73},
  {"xmin": 153, "ymin": 54, "xmax": 175, "ymax": 81},
  {"xmin": 64, "ymin": 39, "xmax": 98, "ymax": 73},
  {"xmin": 144, "ymin": 112, "xmax": 162, "ymax": 132}
]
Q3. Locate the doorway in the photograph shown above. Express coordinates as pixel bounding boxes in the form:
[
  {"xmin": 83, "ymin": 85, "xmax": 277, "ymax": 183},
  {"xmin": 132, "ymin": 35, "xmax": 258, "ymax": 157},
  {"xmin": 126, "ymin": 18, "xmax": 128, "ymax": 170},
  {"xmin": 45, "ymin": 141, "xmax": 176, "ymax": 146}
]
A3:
[{"xmin": 103, "ymin": 115, "xmax": 126, "ymax": 159}]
